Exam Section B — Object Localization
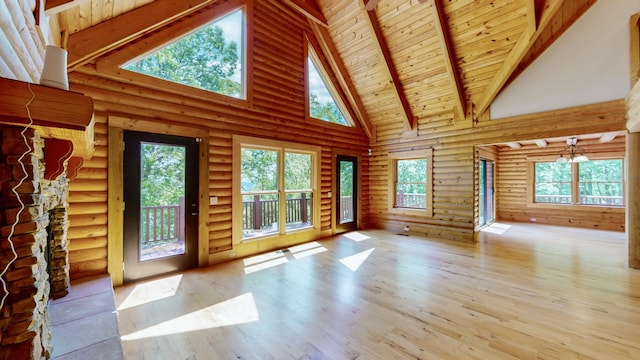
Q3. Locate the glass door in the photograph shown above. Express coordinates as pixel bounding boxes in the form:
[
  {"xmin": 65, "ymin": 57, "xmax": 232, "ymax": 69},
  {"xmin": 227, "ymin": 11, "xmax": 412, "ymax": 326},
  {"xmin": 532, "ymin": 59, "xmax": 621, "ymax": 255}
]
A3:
[
  {"xmin": 123, "ymin": 131, "xmax": 199, "ymax": 283},
  {"xmin": 479, "ymin": 159, "xmax": 495, "ymax": 227},
  {"xmin": 336, "ymin": 155, "xmax": 357, "ymax": 233}
]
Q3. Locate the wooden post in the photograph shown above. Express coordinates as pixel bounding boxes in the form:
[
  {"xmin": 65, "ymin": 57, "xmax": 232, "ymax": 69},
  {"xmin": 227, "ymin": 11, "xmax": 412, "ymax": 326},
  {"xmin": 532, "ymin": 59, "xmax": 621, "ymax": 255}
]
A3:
[
  {"xmin": 627, "ymin": 133, "xmax": 640, "ymax": 268},
  {"xmin": 253, "ymin": 194, "xmax": 262, "ymax": 230},
  {"xmin": 300, "ymin": 192, "xmax": 308, "ymax": 223}
]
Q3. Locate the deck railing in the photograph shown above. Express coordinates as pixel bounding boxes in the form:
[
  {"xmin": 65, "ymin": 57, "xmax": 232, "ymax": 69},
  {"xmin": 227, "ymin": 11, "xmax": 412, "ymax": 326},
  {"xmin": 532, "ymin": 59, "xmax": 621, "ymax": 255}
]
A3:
[
  {"xmin": 535, "ymin": 195, "xmax": 623, "ymax": 206},
  {"xmin": 242, "ymin": 193, "xmax": 314, "ymax": 230},
  {"xmin": 140, "ymin": 197, "xmax": 185, "ymax": 248}
]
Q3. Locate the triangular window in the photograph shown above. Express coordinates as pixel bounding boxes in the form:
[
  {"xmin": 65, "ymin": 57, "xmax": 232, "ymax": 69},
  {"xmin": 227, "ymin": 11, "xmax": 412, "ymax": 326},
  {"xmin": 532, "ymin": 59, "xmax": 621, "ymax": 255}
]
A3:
[
  {"xmin": 122, "ymin": 9, "xmax": 245, "ymax": 99},
  {"xmin": 307, "ymin": 46, "xmax": 351, "ymax": 126}
]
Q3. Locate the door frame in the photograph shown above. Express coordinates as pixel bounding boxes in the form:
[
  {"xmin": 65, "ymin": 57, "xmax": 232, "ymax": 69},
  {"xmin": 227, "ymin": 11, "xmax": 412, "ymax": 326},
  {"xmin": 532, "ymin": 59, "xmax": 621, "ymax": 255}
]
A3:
[
  {"xmin": 108, "ymin": 116, "xmax": 209, "ymax": 286},
  {"xmin": 332, "ymin": 148, "xmax": 361, "ymax": 234},
  {"xmin": 475, "ymin": 146, "xmax": 497, "ymax": 231}
]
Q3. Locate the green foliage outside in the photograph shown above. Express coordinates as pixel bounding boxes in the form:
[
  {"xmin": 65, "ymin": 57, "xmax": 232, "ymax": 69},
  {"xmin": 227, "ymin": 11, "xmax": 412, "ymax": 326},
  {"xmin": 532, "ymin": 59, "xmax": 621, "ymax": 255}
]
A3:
[
  {"xmin": 123, "ymin": 12, "xmax": 242, "ymax": 98},
  {"xmin": 396, "ymin": 159, "xmax": 427, "ymax": 209},
  {"xmin": 308, "ymin": 57, "xmax": 349, "ymax": 126},
  {"xmin": 339, "ymin": 161, "xmax": 353, "ymax": 197},
  {"xmin": 140, "ymin": 143, "xmax": 185, "ymax": 207},
  {"xmin": 535, "ymin": 159, "xmax": 623, "ymax": 203}
]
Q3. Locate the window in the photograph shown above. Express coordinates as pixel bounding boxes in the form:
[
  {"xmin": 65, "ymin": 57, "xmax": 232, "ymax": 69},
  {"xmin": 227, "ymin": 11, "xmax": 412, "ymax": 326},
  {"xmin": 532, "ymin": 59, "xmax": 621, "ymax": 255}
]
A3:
[
  {"xmin": 122, "ymin": 9, "xmax": 245, "ymax": 99},
  {"xmin": 233, "ymin": 136, "xmax": 320, "ymax": 242},
  {"xmin": 534, "ymin": 159, "xmax": 623, "ymax": 206},
  {"xmin": 388, "ymin": 149, "xmax": 433, "ymax": 216},
  {"xmin": 307, "ymin": 44, "xmax": 351, "ymax": 126}
]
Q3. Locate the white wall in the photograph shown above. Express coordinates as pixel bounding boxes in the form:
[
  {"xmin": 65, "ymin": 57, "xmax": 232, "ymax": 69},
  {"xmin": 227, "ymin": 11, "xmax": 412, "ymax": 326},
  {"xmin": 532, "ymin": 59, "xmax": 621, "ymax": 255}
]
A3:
[{"xmin": 490, "ymin": 0, "xmax": 640, "ymax": 120}]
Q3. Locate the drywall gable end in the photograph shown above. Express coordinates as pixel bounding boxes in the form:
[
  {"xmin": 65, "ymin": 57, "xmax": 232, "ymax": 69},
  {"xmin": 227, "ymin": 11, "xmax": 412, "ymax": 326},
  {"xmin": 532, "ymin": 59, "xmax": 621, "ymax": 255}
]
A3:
[{"xmin": 490, "ymin": 0, "xmax": 640, "ymax": 120}]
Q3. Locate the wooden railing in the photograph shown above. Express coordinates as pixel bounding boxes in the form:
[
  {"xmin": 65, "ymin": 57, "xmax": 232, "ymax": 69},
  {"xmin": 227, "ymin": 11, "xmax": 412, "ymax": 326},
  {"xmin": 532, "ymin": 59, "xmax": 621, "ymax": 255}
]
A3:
[
  {"xmin": 340, "ymin": 196, "xmax": 353, "ymax": 222},
  {"xmin": 243, "ymin": 193, "xmax": 313, "ymax": 230},
  {"xmin": 396, "ymin": 191, "xmax": 426, "ymax": 208},
  {"xmin": 140, "ymin": 197, "xmax": 185, "ymax": 248},
  {"xmin": 535, "ymin": 195, "xmax": 623, "ymax": 206}
]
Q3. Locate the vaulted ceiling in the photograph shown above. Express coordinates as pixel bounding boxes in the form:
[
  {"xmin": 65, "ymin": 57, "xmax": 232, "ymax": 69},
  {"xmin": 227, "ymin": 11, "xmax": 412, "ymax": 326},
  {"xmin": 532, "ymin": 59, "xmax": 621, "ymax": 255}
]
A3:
[{"xmin": 48, "ymin": 0, "xmax": 596, "ymax": 142}]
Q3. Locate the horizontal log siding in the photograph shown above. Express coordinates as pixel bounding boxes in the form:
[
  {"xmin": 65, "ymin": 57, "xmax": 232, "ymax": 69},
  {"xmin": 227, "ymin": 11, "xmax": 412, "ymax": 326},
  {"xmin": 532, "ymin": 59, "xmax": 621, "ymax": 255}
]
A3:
[
  {"xmin": 369, "ymin": 100, "xmax": 627, "ymax": 242},
  {"xmin": 496, "ymin": 136, "xmax": 626, "ymax": 231},
  {"xmin": 64, "ymin": 0, "xmax": 369, "ymax": 278}
]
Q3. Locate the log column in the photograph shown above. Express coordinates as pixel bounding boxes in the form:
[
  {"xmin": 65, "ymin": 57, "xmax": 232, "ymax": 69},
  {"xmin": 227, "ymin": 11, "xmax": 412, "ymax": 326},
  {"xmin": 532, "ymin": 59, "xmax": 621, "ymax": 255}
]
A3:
[{"xmin": 625, "ymin": 80, "xmax": 640, "ymax": 268}]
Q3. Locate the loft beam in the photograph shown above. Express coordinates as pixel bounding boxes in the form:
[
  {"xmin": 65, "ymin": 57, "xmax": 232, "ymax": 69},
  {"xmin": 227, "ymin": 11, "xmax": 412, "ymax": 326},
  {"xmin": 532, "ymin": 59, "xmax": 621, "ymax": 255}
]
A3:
[{"xmin": 66, "ymin": 0, "xmax": 213, "ymax": 70}]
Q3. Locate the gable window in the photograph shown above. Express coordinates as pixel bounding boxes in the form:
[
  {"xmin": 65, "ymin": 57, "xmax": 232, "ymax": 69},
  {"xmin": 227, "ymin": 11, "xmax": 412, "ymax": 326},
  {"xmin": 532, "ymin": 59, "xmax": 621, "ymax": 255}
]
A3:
[
  {"xmin": 534, "ymin": 159, "xmax": 623, "ymax": 206},
  {"xmin": 388, "ymin": 149, "xmax": 433, "ymax": 216},
  {"xmin": 122, "ymin": 9, "xmax": 245, "ymax": 99},
  {"xmin": 233, "ymin": 136, "xmax": 320, "ymax": 243},
  {"xmin": 307, "ymin": 44, "xmax": 351, "ymax": 126}
]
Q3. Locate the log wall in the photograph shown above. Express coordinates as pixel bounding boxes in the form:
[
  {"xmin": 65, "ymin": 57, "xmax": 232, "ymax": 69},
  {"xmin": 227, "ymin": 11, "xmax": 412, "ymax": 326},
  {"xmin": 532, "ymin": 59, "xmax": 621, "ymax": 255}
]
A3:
[
  {"xmin": 63, "ymin": 0, "xmax": 370, "ymax": 279},
  {"xmin": 369, "ymin": 100, "xmax": 628, "ymax": 242},
  {"xmin": 496, "ymin": 136, "xmax": 626, "ymax": 231}
]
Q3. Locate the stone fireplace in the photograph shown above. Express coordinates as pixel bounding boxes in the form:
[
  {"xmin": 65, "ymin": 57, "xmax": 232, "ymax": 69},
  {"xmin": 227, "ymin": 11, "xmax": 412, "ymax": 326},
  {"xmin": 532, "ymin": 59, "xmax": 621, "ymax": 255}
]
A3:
[{"xmin": 0, "ymin": 124, "xmax": 71, "ymax": 359}]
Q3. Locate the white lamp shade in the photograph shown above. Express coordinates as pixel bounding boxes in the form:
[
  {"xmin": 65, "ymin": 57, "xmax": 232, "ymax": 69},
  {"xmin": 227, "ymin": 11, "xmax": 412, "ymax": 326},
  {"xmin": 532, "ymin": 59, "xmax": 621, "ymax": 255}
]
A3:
[{"xmin": 39, "ymin": 45, "xmax": 69, "ymax": 90}]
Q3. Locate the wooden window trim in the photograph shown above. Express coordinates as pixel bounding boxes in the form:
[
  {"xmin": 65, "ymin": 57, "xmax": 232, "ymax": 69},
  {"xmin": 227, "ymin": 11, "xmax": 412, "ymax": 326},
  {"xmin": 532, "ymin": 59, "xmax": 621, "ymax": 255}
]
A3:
[
  {"xmin": 387, "ymin": 149, "xmax": 433, "ymax": 217},
  {"xmin": 97, "ymin": 0, "xmax": 253, "ymax": 107},
  {"xmin": 232, "ymin": 135, "xmax": 322, "ymax": 245},
  {"xmin": 526, "ymin": 154, "xmax": 625, "ymax": 212}
]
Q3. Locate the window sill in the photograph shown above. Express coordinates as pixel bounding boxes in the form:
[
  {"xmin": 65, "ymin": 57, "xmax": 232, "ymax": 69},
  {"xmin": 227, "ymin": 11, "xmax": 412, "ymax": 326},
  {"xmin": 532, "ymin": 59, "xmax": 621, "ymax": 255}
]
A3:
[{"xmin": 526, "ymin": 202, "xmax": 625, "ymax": 212}]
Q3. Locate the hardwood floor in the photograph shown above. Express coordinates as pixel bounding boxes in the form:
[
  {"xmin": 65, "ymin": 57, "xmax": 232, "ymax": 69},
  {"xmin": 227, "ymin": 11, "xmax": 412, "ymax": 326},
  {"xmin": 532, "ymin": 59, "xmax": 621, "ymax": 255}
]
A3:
[{"xmin": 114, "ymin": 223, "xmax": 640, "ymax": 359}]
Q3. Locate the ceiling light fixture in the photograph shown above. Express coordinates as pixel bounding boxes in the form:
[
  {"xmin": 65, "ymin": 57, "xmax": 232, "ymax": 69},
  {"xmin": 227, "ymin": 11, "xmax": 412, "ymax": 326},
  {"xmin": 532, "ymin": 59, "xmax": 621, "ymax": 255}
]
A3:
[{"xmin": 556, "ymin": 136, "xmax": 588, "ymax": 163}]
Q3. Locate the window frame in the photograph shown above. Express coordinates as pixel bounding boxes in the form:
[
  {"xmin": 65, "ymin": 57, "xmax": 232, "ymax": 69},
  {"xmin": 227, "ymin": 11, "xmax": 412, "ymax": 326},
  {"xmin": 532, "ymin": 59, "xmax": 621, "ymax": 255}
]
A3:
[
  {"xmin": 528, "ymin": 155, "xmax": 625, "ymax": 209},
  {"xmin": 388, "ymin": 149, "xmax": 434, "ymax": 217},
  {"xmin": 97, "ymin": 0, "xmax": 252, "ymax": 106},
  {"xmin": 232, "ymin": 135, "xmax": 321, "ymax": 244}
]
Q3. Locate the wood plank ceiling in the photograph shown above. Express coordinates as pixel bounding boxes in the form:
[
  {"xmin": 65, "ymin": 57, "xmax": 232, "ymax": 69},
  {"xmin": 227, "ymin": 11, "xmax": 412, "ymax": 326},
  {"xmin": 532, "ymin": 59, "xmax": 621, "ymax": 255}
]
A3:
[{"xmin": 50, "ymin": 0, "xmax": 596, "ymax": 143}]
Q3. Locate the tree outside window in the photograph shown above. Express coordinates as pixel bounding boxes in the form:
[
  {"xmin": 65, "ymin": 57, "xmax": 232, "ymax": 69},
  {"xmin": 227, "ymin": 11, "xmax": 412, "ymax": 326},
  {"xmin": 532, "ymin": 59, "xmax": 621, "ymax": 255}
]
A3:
[{"xmin": 534, "ymin": 159, "xmax": 623, "ymax": 206}]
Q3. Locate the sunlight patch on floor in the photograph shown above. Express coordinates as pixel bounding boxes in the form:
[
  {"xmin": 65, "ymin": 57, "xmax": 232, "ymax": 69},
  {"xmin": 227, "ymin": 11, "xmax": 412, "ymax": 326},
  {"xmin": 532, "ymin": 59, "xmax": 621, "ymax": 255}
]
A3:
[
  {"xmin": 343, "ymin": 232, "xmax": 370, "ymax": 242},
  {"xmin": 117, "ymin": 274, "xmax": 182, "ymax": 311},
  {"xmin": 289, "ymin": 241, "xmax": 327, "ymax": 259},
  {"xmin": 481, "ymin": 223, "xmax": 512, "ymax": 235},
  {"xmin": 121, "ymin": 292, "xmax": 259, "ymax": 341},
  {"xmin": 244, "ymin": 254, "xmax": 288, "ymax": 274},
  {"xmin": 340, "ymin": 248, "xmax": 375, "ymax": 271}
]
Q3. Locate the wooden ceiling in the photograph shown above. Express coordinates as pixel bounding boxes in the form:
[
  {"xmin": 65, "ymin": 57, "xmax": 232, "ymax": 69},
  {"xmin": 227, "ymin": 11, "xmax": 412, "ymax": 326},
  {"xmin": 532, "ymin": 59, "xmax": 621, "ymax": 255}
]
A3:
[{"xmin": 49, "ymin": 0, "xmax": 596, "ymax": 142}]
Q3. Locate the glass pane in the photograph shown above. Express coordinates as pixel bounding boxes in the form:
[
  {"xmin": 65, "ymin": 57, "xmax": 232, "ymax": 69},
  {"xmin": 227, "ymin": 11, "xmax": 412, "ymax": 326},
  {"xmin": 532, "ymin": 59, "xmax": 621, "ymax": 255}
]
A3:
[
  {"xmin": 534, "ymin": 162, "xmax": 572, "ymax": 203},
  {"xmin": 242, "ymin": 193, "xmax": 279, "ymax": 239},
  {"xmin": 139, "ymin": 143, "xmax": 186, "ymax": 261},
  {"xmin": 285, "ymin": 152, "xmax": 311, "ymax": 190},
  {"xmin": 339, "ymin": 161, "xmax": 354, "ymax": 223},
  {"xmin": 397, "ymin": 159, "xmax": 427, "ymax": 182},
  {"xmin": 123, "ymin": 9, "xmax": 244, "ymax": 98},
  {"xmin": 308, "ymin": 57, "xmax": 349, "ymax": 126},
  {"xmin": 578, "ymin": 159, "xmax": 623, "ymax": 205},
  {"xmin": 396, "ymin": 184, "xmax": 427, "ymax": 209},
  {"xmin": 285, "ymin": 192, "xmax": 313, "ymax": 231},
  {"xmin": 241, "ymin": 149, "xmax": 278, "ymax": 192},
  {"xmin": 479, "ymin": 160, "xmax": 485, "ymax": 226}
]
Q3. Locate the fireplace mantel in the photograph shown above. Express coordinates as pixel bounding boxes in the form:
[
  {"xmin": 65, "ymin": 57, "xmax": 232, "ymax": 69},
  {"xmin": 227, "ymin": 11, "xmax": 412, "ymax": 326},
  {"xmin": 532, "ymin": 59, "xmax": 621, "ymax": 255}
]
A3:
[{"xmin": 0, "ymin": 77, "xmax": 95, "ymax": 159}]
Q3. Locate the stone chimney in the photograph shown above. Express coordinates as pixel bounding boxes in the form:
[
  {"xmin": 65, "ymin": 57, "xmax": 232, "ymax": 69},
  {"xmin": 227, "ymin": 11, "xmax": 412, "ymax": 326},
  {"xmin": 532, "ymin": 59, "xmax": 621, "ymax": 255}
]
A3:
[{"xmin": 0, "ymin": 125, "xmax": 71, "ymax": 359}]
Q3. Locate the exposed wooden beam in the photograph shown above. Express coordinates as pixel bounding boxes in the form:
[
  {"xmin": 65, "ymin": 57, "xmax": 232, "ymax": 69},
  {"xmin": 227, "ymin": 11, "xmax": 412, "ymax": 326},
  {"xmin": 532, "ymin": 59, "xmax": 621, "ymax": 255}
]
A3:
[
  {"xmin": 66, "ymin": 0, "xmax": 214, "ymax": 70},
  {"xmin": 364, "ymin": 0, "xmax": 381, "ymax": 11},
  {"xmin": 309, "ymin": 21, "xmax": 375, "ymax": 139},
  {"xmin": 44, "ymin": 0, "xmax": 91, "ymax": 16},
  {"xmin": 476, "ymin": 0, "xmax": 564, "ymax": 116},
  {"xmin": 428, "ymin": 0, "xmax": 466, "ymax": 120},
  {"xmin": 599, "ymin": 132, "xmax": 618, "ymax": 143},
  {"xmin": 534, "ymin": 139, "xmax": 547, "ymax": 147},
  {"xmin": 284, "ymin": 0, "xmax": 327, "ymax": 27},
  {"xmin": 506, "ymin": 142, "xmax": 522, "ymax": 149},
  {"xmin": 361, "ymin": 3, "xmax": 416, "ymax": 130}
]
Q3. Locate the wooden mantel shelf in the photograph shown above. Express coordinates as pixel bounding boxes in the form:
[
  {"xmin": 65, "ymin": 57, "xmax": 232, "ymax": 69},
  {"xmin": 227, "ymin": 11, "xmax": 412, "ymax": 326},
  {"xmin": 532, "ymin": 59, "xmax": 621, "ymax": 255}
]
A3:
[{"xmin": 0, "ymin": 77, "xmax": 95, "ymax": 159}]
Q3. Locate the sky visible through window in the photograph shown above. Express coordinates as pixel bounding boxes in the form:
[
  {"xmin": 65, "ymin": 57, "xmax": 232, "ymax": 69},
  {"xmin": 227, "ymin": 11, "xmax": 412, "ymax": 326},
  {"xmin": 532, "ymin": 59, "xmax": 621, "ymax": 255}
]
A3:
[{"xmin": 308, "ymin": 57, "xmax": 349, "ymax": 126}]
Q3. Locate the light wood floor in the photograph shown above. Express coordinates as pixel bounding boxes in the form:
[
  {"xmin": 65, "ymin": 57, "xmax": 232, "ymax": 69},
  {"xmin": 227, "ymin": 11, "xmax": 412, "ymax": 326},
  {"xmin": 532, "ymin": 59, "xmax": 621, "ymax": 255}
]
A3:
[{"xmin": 114, "ymin": 222, "xmax": 640, "ymax": 359}]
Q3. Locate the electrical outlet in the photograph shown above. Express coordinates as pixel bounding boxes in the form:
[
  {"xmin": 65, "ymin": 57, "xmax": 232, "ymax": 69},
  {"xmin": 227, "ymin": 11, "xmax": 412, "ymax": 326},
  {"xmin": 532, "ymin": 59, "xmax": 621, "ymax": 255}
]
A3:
[
  {"xmin": 530, "ymin": 218, "xmax": 537, "ymax": 222},
  {"xmin": 404, "ymin": 226, "xmax": 410, "ymax": 232},
  {"xmin": 228, "ymin": 252, "xmax": 236, "ymax": 258},
  {"xmin": 209, "ymin": 196, "xmax": 218, "ymax": 205}
]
